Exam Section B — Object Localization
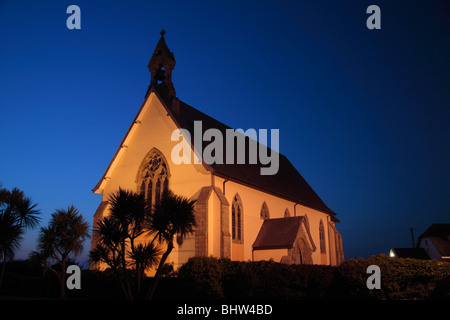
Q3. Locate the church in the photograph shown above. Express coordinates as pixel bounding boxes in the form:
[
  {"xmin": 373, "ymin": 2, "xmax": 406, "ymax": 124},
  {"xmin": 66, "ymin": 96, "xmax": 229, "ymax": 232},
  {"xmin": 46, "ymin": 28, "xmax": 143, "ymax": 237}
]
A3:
[{"xmin": 90, "ymin": 31, "xmax": 344, "ymax": 271}]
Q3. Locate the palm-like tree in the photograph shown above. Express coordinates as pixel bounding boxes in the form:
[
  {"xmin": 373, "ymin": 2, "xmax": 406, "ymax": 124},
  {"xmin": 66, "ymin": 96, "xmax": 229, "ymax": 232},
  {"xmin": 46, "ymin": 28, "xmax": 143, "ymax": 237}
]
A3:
[
  {"xmin": 127, "ymin": 242, "xmax": 162, "ymax": 297},
  {"xmin": 4, "ymin": 188, "xmax": 40, "ymax": 229},
  {"xmin": 0, "ymin": 187, "xmax": 40, "ymax": 290},
  {"xmin": 33, "ymin": 205, "xmax": 90, "ymax": 299},
  {"xmin": 107, "ymin": 188, "xmax": 150, "ymax": 249},
  {"xmin": 146, "ymin": 189, "xmax": 196, "ymax": 300},
  {"xmin": 0, "ymin": 212, "xmax": 23, "ymax": 289},
  {"xmin": 91, "ymin": 188, "xmax": 196, "ymax": 300},
  {"xmin": 90, "ymin": 188, "xmax": 159, "ymax": 300},
  {"xmin": 90, "ymin": 216, "xmax": 127, "ymax": 276}
]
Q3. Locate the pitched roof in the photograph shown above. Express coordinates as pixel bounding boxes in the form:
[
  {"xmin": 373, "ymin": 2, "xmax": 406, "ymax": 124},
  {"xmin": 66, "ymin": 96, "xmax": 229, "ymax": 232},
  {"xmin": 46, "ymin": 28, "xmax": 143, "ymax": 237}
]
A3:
[
  {"xmin": 390, "ymin": 248, "xmax": 430, "ymax": 260},
  {"xmin": 253, "ymin": 216, "xmax": 304, "ymax": 250},
  {"xmin": 153, "ymin": 83, "xmax": 337, "ymax": 218},
  {"xmin": 426, "ymin": 237, "xmax": 450, "ymax": 258},
  {"xmin": 418, "ymin": 224, "xmax": 450, "ymax": 257},
  {"xmin": 418, "ymin": 224, "xmax": 450, "ymax": 240}
]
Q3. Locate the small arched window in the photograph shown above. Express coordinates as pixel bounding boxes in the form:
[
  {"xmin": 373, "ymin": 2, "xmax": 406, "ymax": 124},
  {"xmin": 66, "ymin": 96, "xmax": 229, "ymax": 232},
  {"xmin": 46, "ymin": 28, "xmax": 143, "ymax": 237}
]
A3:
[
  {"xmin": 232, "ymin": 205, "xmax": 236, "ymax": 240},
  {"xmin": 260, "ymin": 202, "xmax": 270, "ymax": 220},
  {"xmin": 297, "ymin": 247, "xmax": 303, "ymax": 264},
  {"xmin": 319, "ymin": 220, "xmax": 326, "ymax": 254},
  {"xmin": 237, "ymin": 206, "xmax": 242, "ymax": 241},
  {"xmin": 231, "ymin": 194, "xmax": 243, "ymax": 243},
  {"xmin": 284, "ymin": 208, "xmax": 291, "ymax": 217}
]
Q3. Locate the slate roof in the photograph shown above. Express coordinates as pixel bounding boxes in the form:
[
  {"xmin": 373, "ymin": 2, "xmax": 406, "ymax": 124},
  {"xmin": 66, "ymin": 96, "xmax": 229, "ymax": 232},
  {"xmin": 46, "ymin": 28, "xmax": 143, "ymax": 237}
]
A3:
[
  {"xmin": 253, "ymin": 216, "xmax": 304, "ymax": 250},
  {"xmin": 154, "ymin": 83, "xmax": 337, "ymax": 218}
]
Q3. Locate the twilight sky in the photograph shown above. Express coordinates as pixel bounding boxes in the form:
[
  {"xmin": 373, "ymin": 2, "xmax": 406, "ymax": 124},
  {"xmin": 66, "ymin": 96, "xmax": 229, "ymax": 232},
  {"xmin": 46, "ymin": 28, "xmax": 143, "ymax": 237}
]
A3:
[{"xmin": 1, "ymin": 0, "xmax": 449, "ymax": 264}]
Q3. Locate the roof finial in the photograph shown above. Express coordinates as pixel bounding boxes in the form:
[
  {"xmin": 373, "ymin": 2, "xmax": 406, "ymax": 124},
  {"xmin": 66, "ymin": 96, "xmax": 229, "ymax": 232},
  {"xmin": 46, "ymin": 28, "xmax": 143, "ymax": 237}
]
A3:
[{"xmin": 160, "ymin": 29, "xmax": 166, "ymax": 37}]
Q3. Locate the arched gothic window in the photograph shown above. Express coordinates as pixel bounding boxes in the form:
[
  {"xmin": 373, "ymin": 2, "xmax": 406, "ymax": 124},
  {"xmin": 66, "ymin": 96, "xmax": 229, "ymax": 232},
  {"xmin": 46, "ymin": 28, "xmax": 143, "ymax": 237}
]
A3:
[
  {"xmin": 136, "ymin": 149, "xmax": 170, "ymax": 211},
  {"xmin": 231, "ymin": 194, "xmax": 243, "ymax": 243},
  {"xmin": 319, "ymin": 220, "xmax": 326, "ymax": 254},
  {"xmin": 260, "ymin": 202, "xmax": 270, "ymax": 220}
]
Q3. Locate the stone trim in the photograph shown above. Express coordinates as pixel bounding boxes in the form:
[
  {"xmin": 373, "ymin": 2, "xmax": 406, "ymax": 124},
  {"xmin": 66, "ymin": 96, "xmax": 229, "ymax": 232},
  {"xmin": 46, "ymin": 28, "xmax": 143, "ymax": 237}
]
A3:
[
  {"xmin": 194, "ymin": 187, "xmax": 211, "ymax": 257},
  {"xmin": 194, "ymin": 186, "xmax": 231, "ymax": 258}
]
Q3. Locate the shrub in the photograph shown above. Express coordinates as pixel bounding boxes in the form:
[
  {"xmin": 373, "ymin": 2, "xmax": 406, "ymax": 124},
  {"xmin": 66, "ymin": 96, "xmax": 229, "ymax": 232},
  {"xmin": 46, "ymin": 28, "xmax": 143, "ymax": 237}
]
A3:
[
  {"xmin": 178, "ymin": 255, "xmax": 450, "ymax": 300},
  {"xmin": 334, "ymin": 254, "xmax": 450, "ymax": 299},
  {"xmin": 178, "ymin": 256, "xmax": 225, "ymax": 299},
  {"xmin": 178, "ymin": 257, "xmax": 335, "ymax": 299},
  {"xmin": 3, "ymin": 255, "xmax": 448, "ymax": 299}
]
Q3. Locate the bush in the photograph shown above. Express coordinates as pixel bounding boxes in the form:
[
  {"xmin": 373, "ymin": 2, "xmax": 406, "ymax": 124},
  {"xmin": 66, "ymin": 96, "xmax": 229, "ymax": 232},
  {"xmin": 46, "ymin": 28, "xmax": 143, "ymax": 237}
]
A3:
[
  {"xmin": 334, "ymin": 254, "xmax": 450, "ymax": 299},
  {"xmin": 178, "ymin": 256, "xmax": 225, "ymax": 299},
  {"xmin": 178, "ymin": 255, "xmax": 450, "ymax": 300},
  {"xmin": 178, "ymin": 257, "xmax": 335, "ymax": 299},
  {"xmin": 432, "ymin": 274, "xmax": 450, "ymax": 299},
  {"xmin": 2, "ymin": 255, "xmax": 449, "ymax": 299}
]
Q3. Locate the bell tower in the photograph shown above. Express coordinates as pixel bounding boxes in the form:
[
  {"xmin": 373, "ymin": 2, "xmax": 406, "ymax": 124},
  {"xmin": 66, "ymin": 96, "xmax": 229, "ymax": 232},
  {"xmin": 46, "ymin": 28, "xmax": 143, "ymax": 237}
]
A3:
[
  {"xmin": 147, "ymin": 29, "xmax": 178, "ymax": 112},
  {"xmin": 148, "ymin": 29, "xmax": 176, "ymax": 89}
]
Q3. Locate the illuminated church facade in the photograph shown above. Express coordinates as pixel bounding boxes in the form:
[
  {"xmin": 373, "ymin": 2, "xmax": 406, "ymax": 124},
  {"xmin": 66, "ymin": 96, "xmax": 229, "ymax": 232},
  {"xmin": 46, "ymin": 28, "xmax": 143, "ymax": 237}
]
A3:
[{"xmin": 90, "ymin": 32, "xmax": 344, "ymax": 270}]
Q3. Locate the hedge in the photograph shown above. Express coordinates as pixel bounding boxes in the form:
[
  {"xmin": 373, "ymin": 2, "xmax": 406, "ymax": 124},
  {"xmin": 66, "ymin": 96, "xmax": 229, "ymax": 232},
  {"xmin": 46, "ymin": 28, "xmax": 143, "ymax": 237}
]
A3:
[
  {"xmin": 1, "ymin": 255, "xmax": 449, "ymax": 299},
  {"xmin": 334, "ymin": 254, "xmax": 450, "ymax": 299},
  {"xmin": 178, "ymin": 254, "xmax": 450, "ymax": 300},
  {"xmin": 178, "ymin": 256, "xmax": 338, "ymax": 300}
]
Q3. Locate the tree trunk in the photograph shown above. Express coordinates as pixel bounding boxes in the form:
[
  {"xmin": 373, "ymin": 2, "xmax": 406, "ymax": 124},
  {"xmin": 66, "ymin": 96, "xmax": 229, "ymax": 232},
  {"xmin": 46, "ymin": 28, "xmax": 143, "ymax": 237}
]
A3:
[
  {"xmin": 119, "ymin": 276, "xmax": 132, "ymax": 300},
  {"xmin": 145, "ymin": 241, "xmax": 173, "ymax": 300},
  {"xmin": 0, "ymin": 259, "xmax": 7, "ymax": 291},
  {"xmin": 136, "ymin": 265, "xmax": 142, "ymax": 299},
  {"xmin": 60, "ymin": 259, "xmax": 66, "ymax": 300},
  {"xmin": 121, "ymin": 243, "xmax": 133, "ymax": 300}
]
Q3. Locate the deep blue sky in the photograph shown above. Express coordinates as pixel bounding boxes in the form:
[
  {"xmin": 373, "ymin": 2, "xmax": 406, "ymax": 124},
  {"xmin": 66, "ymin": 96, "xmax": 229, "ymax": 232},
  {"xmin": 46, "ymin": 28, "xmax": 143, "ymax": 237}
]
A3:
[{"xmin": 1, "ymin": 0, "xmax": 449, "ymax": 264}]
